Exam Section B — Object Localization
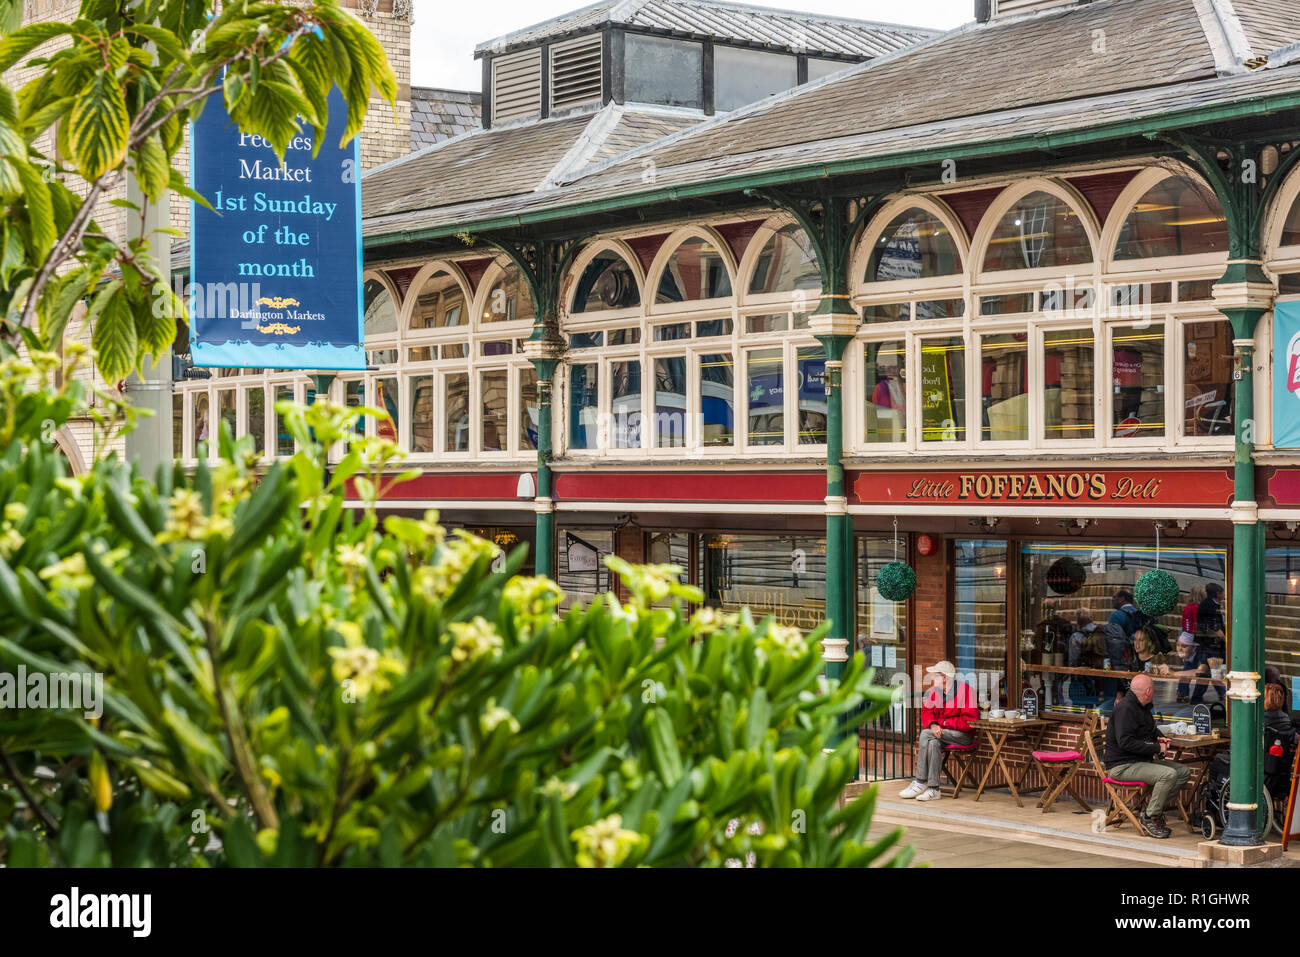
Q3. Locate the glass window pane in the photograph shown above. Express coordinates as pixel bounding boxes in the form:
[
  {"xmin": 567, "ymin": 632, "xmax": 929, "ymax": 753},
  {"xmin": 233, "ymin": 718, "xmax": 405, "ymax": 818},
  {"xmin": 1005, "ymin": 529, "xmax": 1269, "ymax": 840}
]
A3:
[
  {"xmin": 915, "ymin": 298, "xmax": 965, "ymax": 320},
  {"xmin": 519, "ymin": 366, "xmax": 539, "ymax": 452},
  {"xmin": 695, "ymin": 318, "xmax": 732, "ymax": 337},
  {"xmin": 611, "ymin": 359, "xmax": 641, "ymax": 449},
  {"xmin": 982, "ymin": 191, "xmax": 1093, "ymax": 271},
  {"xmin": 218, "ymin": 389, "xmax": 236, "ymax": 443},
  {"xmin": 275, "ymin": 385, "xmax": 293, "ymax": 456},
  {"xmin": 569, "ymin": 363, "xmax": 599, "ymax": 451},
  {"xmin": 1021, "ymin": 542, "xmax": 1227, "ymax": 723},
  {"xmin": 1043, "ymin": 329, "xmax": 1094, "ymax": 441},
  {"xmin": 654, "ymin": 356, "xmax": 687, "ymax": 448},
  {"xmin": 363, "ymin": 279, "xmax": 396, "ymax": 337},
  {"xmin": 172, "ymin": 393, "xmax": 183, "ymax": 459},
  {"xmin": 408, "ymin": 346, "xmax": 434, "ymax": 363},
  {"xmin": 445, "ymin": 372, "xmax": 469, "ymax": 452},
  {"xmin": 954, "ymin": 540, "xmax": 1009, "ymax": 709},
  {"xmin": 609, "ymin": 327, "xmax": 640, "ymax": 346},
  {"xmin": 858, "ymin": 535, "xmax": 910, "ymax": 700},
  {"xmin": 797, "ymin": 346, "xmax": 826, "ymax": 445},
  {"xmin": 625, "ymin": 34, "xmax": 703, "ymax": 108},
  {"xmin": 1265, "ymin": 549, "xmax": 1300, "ymax": 709},
  {"xmin": 410, "ymin": 270, "xmax": 466, "ymax": 330},
  {"xmin": 483, "ymin": 265, "xmax": 535, "ymax": 324},
  {"xmin": 701, "ymin": 534, "xmax": 825, "ymax": 633},
  {"xmin": 656, "ymin": 237, "xmax": 732, "ymax": 303},
  {"xmin": 246, "ymin": 386, "xmax": 265, "ymax": 455},
  {"xmin": 863, "ymin": 303, "xmax": 909, "ymax": 324},
  {"xmin": 746, "ymin": 348, "xmax": 784, "ymax": 446},
  {"xmin": 746, "ymin": 313, "xmax": 788, "ymax": 333},
  {"xmin": 920, "ymin": 336, "xmax": 966, "ymax": 442},
  {"xmin": 747, "ymin": 224, "xmax": 821, "ymax": 297},
  {"xmin": 866, "ymin": 208, "xmax": 961, "ymax": 283},
  {"xmin": 1285, "ymin": 195, "xmax": 1300, "ymax": 247},
  {"xmin": 442, "ymin": 343, "xmax": 468, "ymax": 359},
  {"xmin": 368, "ymin": 348, "xmax": 398, "ymax": 365},
  {"xmin": 864, "ymin": 340, "xmax": 906, "ymax": 444},
  {"xmin": 714, "ymin": 46, "xmax": 796, "ymax": 112},
  {"xmin": 807, "ymin": 57, "xmax": 847, "ymax": 82},
  {"xmin": 558, "ymin": 529, "xmax": 615, "ymax": 606},
  {"xmin": 1281, "ymin": 273, "xmax": 1300, "ymax": 296},
  {"xmin": 344, "ymin": 380, "xmax": 364, "ymax": 438},
  {"xmin": 569, "ymin": 331, "xmax": 604, "ymax": 349},
  {"xmin": 481, "ymin": 369, "xmax": 508, "ymax": 452},
  {"xmin": 1112, "ymin": 322, "xmax": 1165, "ymax": 440},
  {"xmin": 653, "ymin": 322, "xmax": 691, "ymax": 341},
  {"xmin": 193, "ymin": 392, "xmax": 209, "ymax": 458},
  {"xmin": 1113, "ymin": 176, "xmax": 1227, "ymax": 260},
  {"xmin": 980, "ymin": 293, "xmax": 1034, "ymax": 316},
  {"xmin": 1184, "ymin": 321, "xmax": 1233, "ymax": 437},
  {"xmin": 410, "ymin": 375, "xmax": 434, "ymax": 453},
  {"xmin": 572, "ymin": 253, "xmax": 640, "ymax": 313},
  {"xmin": 980, "ymin": 333, "xmax": 1028, "ymax": 442},
  {"xmin": 376, "ymin": 377, "xmax": 398, "ymax": 442},
  {"xmin": 700, "ymin": 353, "xmax": 734, "ymax": 447}
]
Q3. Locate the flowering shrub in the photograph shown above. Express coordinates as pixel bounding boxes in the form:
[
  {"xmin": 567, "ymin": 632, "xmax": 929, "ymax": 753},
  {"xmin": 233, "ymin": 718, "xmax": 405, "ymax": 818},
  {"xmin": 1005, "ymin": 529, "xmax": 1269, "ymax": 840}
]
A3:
[{"xmin": 0, "ymin": 356, "xmax": 908, "ymax": 867}]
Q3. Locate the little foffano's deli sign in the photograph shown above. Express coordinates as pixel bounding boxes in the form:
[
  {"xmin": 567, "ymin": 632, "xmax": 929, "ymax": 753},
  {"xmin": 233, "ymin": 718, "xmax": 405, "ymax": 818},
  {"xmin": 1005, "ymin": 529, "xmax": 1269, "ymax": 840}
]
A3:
[
  {"xmin": 188, "ymin": 86, "xmax": 363, "ymax": 369},
  {"xmin": 853, "ymin": 469, "xmax": 1234, "ymax": 507}
]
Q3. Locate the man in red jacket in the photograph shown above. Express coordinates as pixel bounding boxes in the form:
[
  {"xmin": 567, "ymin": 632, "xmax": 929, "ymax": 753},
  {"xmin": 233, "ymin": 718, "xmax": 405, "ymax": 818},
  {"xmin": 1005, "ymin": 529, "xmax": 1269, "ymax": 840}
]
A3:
[{"xmin": 899, "ymin": 660, "xmax": 979, "ymax": 802}]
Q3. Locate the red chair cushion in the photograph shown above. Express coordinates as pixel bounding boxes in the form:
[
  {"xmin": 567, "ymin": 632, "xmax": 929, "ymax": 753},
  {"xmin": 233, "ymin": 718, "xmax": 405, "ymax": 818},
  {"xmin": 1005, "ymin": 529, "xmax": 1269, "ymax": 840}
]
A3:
[
  {"xmin": 943, "ymin": 744, "xmax": 977, "ymax": 751},
  {"xmin": 1103, "ymin": 778, "xmax": 1147, "ymax": 787},
  {"xmin": 1032, "ymin": 750, "xmax": 1082, "ymax": 762}
]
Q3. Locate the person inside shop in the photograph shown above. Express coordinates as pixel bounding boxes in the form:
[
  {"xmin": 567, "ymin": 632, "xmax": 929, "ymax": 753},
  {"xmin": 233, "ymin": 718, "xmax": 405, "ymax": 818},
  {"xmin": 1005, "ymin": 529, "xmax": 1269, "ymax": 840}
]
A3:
[
  {"xmin": 1264, "ymin": 682, "xmax": 1297, "ymax": 746},
  {"xmin": 1104, "ymin": 673, "xmax": 1191, "ymax": 839},
  {"xmin": 1109, "ymin": 589, "xmax": 1142, "ymax": 636},
  {"xmin": 1197, "ymin": 584, "xmax": 1227, "ymax": 660},
  {"xmin": 1182, "ymin": 584, "xmax": 1206, "ymax": 635},
  {"xmin": 1173, "ymin": 632, "xmax": 1209, "ymax": 705},
  {"xmin": 899, "ymin": 660, "xmax": 978, "ymax": 803}
]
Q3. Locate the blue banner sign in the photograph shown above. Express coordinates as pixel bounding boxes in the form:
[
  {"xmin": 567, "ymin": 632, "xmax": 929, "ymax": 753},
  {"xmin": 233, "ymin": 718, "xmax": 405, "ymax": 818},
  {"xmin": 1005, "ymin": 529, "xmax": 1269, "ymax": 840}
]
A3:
[
  {"xmin": 189, "ymin": 86, "xmax": 363, "ymax": 369},
  {"xmin": 1274, "ymin": 301, "xmax": 1300, "ymax": 448}
]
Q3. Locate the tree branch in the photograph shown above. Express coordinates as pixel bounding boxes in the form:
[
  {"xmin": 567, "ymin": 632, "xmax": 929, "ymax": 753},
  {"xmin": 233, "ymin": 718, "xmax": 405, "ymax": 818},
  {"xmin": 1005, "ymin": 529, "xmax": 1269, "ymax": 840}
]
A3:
[{"xmin": 0, "ymin": 741, "xmax": 60, "ymax": 835}]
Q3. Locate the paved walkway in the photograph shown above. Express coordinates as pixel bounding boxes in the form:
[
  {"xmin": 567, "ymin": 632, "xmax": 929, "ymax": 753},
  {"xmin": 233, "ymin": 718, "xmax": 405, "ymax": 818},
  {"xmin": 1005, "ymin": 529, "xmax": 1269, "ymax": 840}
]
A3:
[{"xmin": 870, "ymin": 819, "xmax": 1161, "ymax": 867}]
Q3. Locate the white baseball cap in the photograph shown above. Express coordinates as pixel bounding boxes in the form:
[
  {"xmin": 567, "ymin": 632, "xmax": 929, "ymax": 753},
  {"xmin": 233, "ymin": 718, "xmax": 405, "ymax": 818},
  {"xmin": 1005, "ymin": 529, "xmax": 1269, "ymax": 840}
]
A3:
[{"xmin": 925, "ymin": 660, "xmax": 957, "ymax": 680}]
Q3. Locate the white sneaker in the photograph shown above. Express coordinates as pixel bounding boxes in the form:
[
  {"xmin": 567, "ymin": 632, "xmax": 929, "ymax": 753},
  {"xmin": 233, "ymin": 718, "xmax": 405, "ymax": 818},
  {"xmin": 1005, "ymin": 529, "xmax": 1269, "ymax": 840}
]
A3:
[
  {"xmin": 915, "ymin": 787, "xmax": 942, "ymax": 802},
  {"xmin": 898, "ymin": 781, "xmax": 925, "ymax": 799}
]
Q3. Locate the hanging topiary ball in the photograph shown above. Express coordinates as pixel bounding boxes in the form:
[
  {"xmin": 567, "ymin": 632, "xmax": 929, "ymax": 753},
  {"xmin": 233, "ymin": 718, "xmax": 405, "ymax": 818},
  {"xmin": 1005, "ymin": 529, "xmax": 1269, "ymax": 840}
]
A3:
[
  {"xmin": 876, "ymin": 561, "xmax": 917, "ymax": 602},
  {"xmin": 1134, "ymin": 569, "xmax": 1180, "ymax": 618}
]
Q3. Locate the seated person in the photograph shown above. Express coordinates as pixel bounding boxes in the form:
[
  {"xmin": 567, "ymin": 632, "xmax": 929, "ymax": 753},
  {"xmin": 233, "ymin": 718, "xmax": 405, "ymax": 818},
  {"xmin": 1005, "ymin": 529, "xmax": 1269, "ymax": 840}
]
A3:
[
  {"xmin": 1104, "ymin": 674, "xmax": 1191, "ymax": 839},
  {"xmin": 1264, "ymin": 683, "xmax": 1297, "ymax": 746},
  {"xmin": 899, "ymin": 660, "xmax": 978, "ymax": 803},
  {"xmin": 1172, "ymin": 632, "xmax": 1209, "ymax": 705}
]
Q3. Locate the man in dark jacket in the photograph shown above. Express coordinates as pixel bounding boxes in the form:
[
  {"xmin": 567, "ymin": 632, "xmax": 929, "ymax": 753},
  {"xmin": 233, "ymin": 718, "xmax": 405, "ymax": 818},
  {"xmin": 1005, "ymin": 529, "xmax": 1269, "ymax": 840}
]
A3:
[{"xmin": 1104, "ymin": 674, "xmax": 1190, "ymax": 839}]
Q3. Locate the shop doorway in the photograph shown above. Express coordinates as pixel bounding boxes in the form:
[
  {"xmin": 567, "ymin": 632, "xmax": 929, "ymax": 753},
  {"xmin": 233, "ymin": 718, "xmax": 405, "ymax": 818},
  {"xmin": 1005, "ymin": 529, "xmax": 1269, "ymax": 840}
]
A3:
[{"xmin": 954, "ymin": 539, "xmax": 1009, "ymax": 709}]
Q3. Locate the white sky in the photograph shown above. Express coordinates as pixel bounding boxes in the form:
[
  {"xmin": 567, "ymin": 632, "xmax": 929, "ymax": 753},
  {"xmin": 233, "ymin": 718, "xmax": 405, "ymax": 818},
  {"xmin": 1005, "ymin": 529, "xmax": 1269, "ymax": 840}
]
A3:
[{"xmin": 411, "ymin": 0, "xmax": 974, "ymax": 90}]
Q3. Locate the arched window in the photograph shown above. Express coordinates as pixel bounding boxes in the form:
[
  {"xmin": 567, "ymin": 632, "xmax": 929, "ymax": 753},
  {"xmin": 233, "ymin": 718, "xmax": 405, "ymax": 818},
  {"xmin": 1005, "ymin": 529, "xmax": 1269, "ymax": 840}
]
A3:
[
  {"xmin": 363, "ymin": 278, "xmax": 397, "ymax": 336},
  {"xmin": 748, "ymin": 224, "xmax": 821, "ymax": 297},
  {"xmin": 409, "ymin": 269, "xmax": 468, "ymax": 330},
  {"xmin": 656, "ymin": 236, "xmax": 732, "ymax": 304},
  {"xmin": 1283, "ymin": 193, "xmax": 1300, "ymax": 248},
  {"xmin": 865, "ymin": 208, "xmax": 961, "ymax": 283},
  {"xmin": 482, "ymin": 263, "xmax": 535, "ymax": 324},
  {"xmin": 982, "ymin": 191, "xmax": 1092, "ymax": 272},
  {"xmin": 571, "ymin": 250, "xmax": 641, "ymax": 313},
  {"xmin": 1112, "ymin": 175, "xmax": 1227, "ymax": 260}
]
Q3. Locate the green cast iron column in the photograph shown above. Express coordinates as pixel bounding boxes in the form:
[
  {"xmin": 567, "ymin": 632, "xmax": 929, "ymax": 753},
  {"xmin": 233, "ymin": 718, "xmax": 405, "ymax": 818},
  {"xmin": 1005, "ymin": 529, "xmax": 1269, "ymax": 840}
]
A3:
[
  {"xmin": 817, "ymin": 329, "xmax": 855, "ymax": 681},
  {"xmin": 530, "ymin": 355, "xmax": 560, "ymax": 578},
  {"xmin": 1216, "ymin": 266, "xmax": 1273, "ymax": 847}
]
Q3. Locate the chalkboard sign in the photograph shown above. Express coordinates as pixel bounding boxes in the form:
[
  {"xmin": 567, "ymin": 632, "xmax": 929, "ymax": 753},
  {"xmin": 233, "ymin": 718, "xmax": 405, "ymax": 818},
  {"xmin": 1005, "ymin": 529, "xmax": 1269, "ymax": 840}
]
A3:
[
  {"xmin": 1193, "ymin": 704, "xmax": 1211, "ymax": 735},
  {"xmin": 1021, "ymin": 688, "xmax": 1039, "ymax": 719}
]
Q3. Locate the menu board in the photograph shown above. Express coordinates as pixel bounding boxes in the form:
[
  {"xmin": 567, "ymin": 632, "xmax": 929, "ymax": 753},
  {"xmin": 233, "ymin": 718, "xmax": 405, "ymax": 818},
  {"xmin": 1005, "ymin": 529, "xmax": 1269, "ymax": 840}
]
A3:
[
  {"xmin": 1193, "ymin": 704, "xmax": 1211, "ymax": 736},
  {"xmin": 1021, "ymin": 688, "xmax": 1039, "ymax": 719}
]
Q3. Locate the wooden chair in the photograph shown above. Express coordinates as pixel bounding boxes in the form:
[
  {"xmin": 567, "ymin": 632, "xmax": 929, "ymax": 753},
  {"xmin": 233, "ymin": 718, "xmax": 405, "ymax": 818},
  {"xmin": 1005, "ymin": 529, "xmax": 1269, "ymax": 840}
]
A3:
[
  {"xmin": 1030, "ymin": 711, "xmax": 1095, "ymax": 813},
  {"xmin": 1081, "ymin": 712, "xmax": 1150, "ymax": 831},
  {"xmin": 942, "ymin": 739, "xmax": 980, "ymax": 799}
]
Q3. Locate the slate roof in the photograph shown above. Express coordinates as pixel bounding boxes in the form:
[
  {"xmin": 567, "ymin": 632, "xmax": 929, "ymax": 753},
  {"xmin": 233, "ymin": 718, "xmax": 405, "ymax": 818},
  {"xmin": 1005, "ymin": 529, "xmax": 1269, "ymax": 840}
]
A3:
[
  {"xmin": 361, "ymin": 104, "xmax": 704, "ymax": 221},
  {"xmin": 475, "ymin": 0, "xmax": 938, "ymax": 59},
  {"xmin": 410, "ymin": 88, "xmax": 482, "ymax": 150},
  {"xmin": 361, "ymin": 0, "xmax": 1300, "ymax": 246}
]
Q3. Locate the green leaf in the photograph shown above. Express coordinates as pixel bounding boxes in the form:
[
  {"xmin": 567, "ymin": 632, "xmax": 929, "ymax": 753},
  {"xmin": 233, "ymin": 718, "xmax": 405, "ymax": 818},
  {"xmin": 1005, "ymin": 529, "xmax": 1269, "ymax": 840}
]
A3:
[
  {"xmin": 37, "ymin": 268, "xmax": 91, "ymax": 347},
  {"xmin": 67, "ymin": 70, "xmax": 129, "ymax": 181},
  {"xmin": 0, "ymin": 21, "xmax": 76, "ymax": 74},
  {"xmin": 89, "ymin": 283, "xmax": 137, "ymax": 383},
  {"xmin": 122, "ymin": 23, "xmax": 187, "ymax": 65},
  {"xmin": 13, "ymin": 156, "xmax": 55, "ymax": 255},
  {"xmin": 136, "ymin": 135, "xmax": 169, "ymax": 204}
]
